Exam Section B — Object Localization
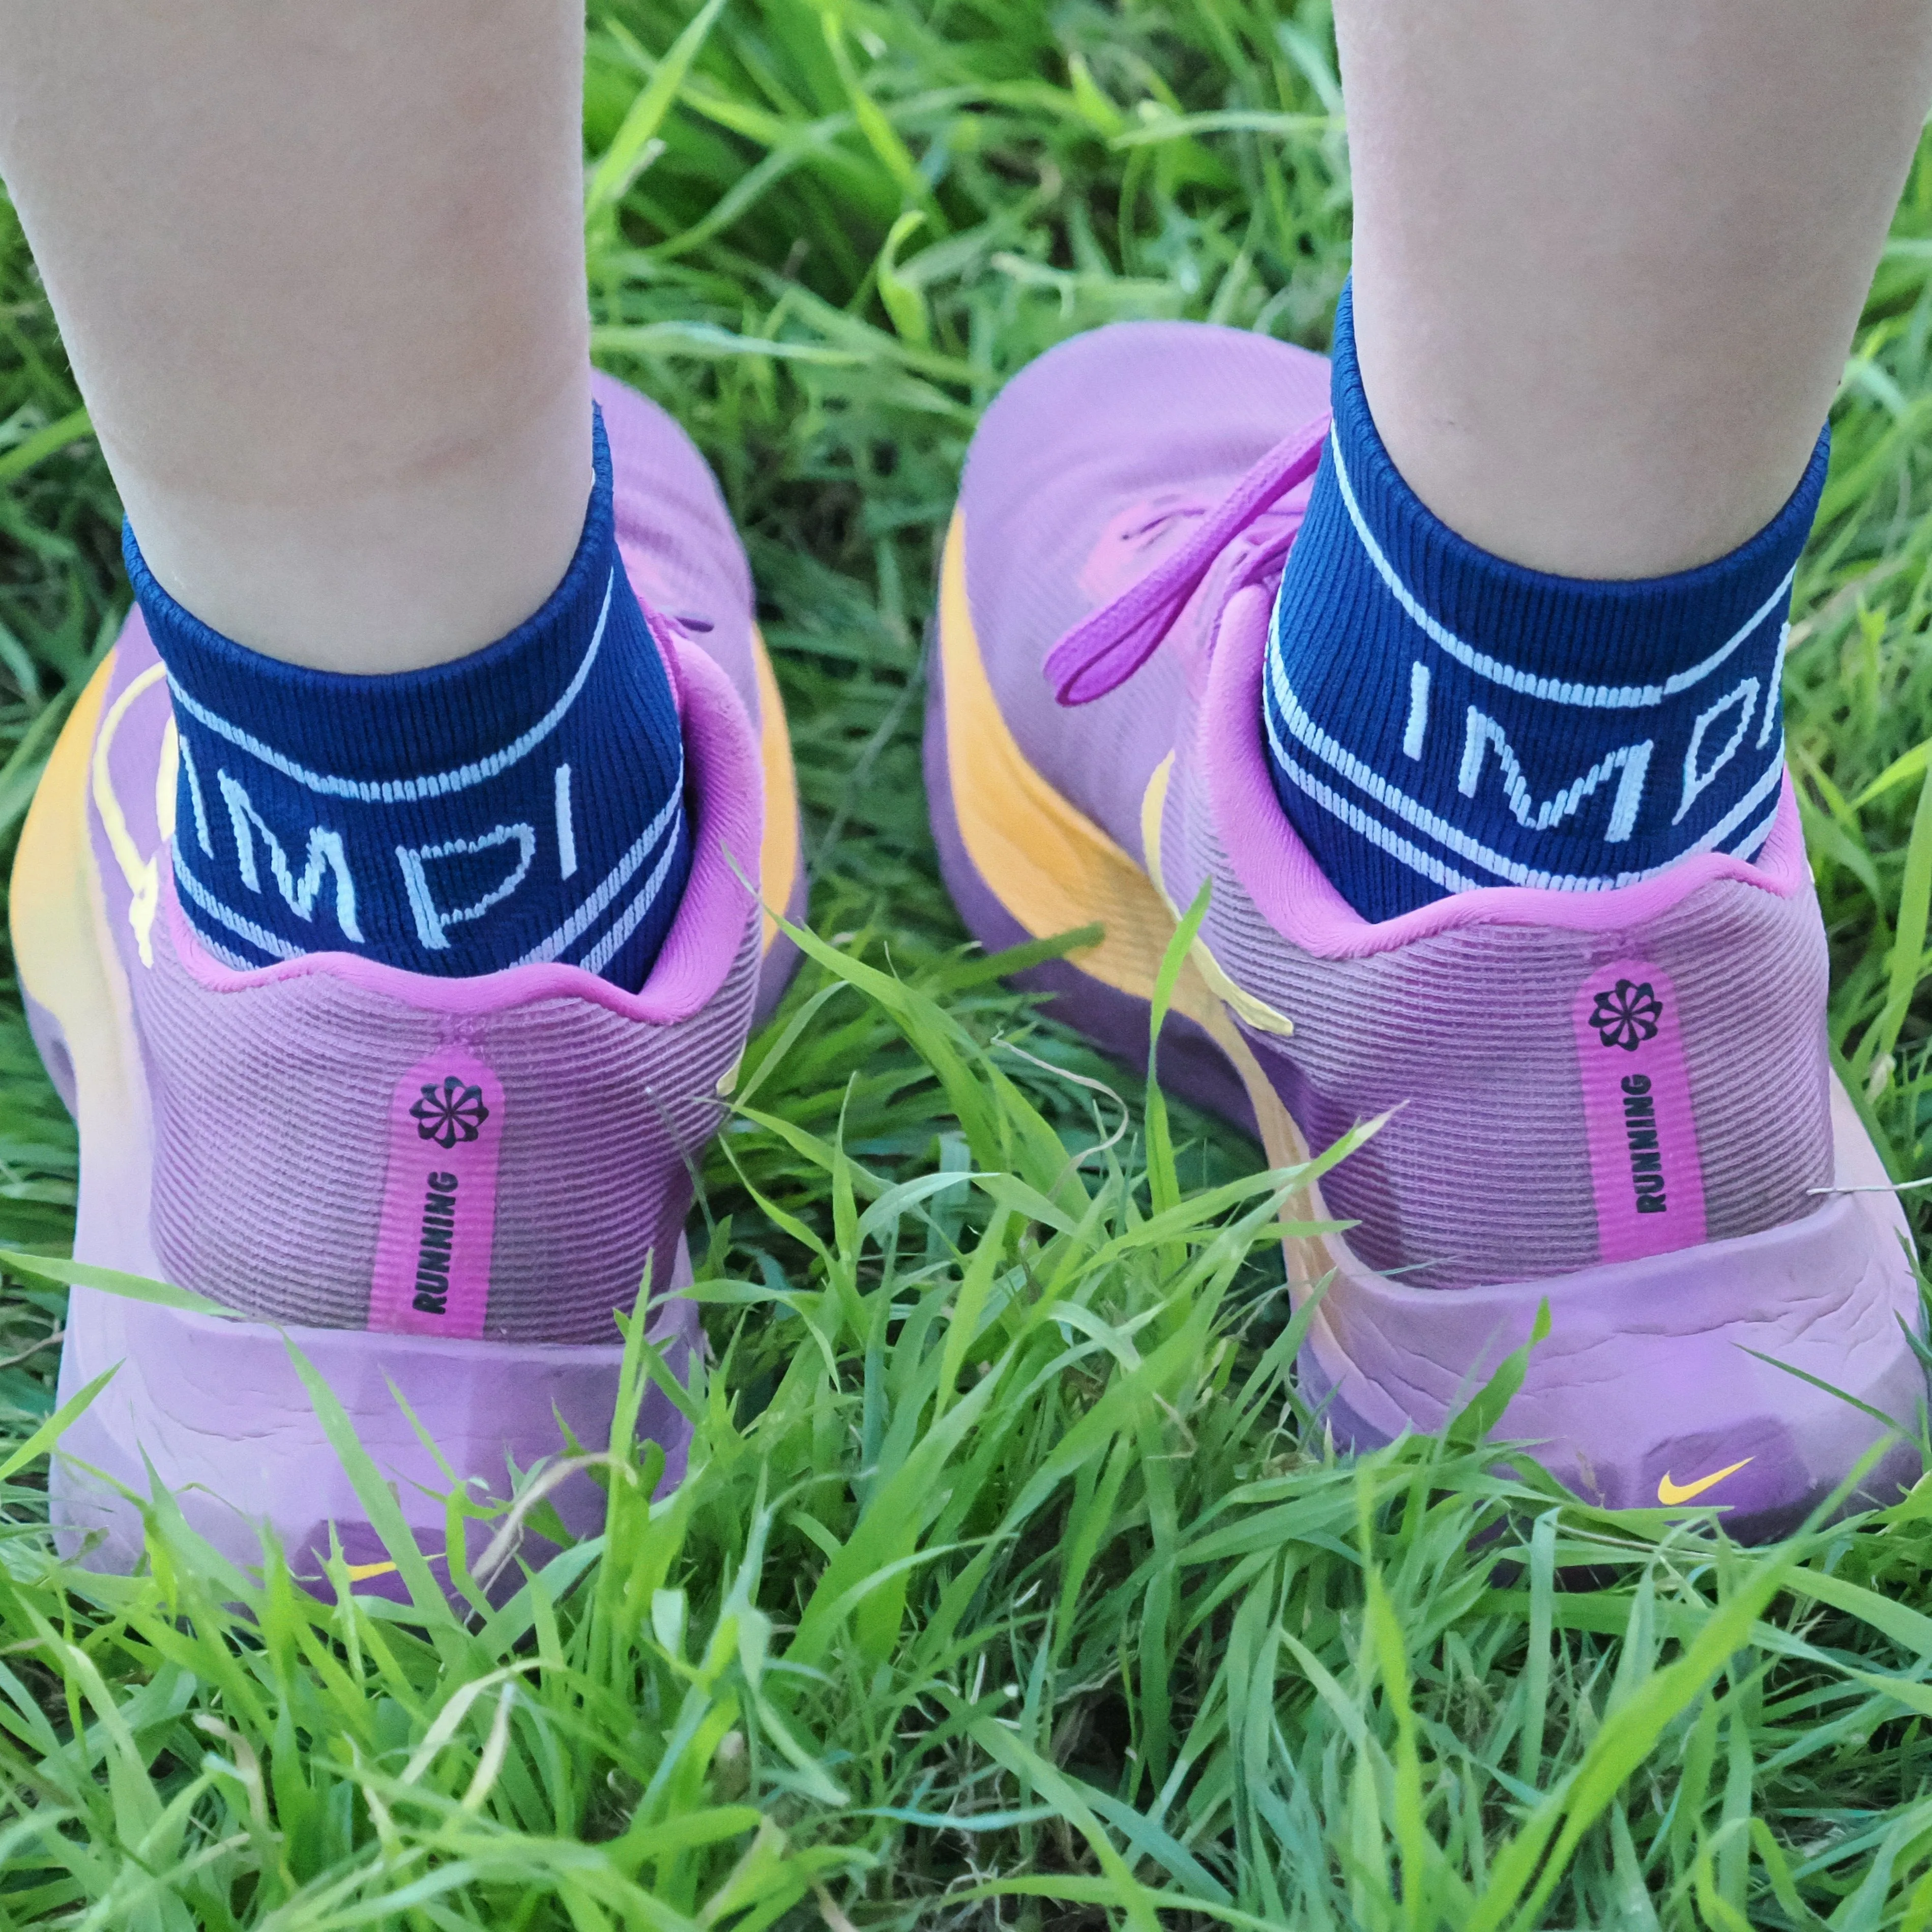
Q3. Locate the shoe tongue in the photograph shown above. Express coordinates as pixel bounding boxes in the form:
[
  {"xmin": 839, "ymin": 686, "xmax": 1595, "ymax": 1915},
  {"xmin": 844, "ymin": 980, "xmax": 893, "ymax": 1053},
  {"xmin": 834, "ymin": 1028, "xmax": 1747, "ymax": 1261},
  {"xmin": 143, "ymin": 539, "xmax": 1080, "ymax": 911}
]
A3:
[{"xmin": 1043, "ymin": 412, "xmax": 1331, "ymax": 706}]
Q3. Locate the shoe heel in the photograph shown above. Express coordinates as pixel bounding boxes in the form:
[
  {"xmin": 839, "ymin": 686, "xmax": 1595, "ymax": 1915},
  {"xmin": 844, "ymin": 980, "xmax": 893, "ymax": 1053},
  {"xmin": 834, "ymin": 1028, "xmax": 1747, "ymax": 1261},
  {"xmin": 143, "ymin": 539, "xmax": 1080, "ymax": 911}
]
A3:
[
  {"xmin": 924, "ymin": 520, "xmax": 1924, "ymax": 1536},
  {"xmin": 51, "ymin": 1253, "xmax": 698, "ymax": 1600}
]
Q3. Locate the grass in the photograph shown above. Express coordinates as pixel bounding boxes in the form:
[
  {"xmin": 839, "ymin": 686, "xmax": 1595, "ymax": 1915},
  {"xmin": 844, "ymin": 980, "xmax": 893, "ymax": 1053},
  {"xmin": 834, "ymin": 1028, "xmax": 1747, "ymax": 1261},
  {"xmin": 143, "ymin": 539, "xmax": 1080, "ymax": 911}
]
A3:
[{"xmin": 7, "ymin": 0, "xmax": 1932, "ymax": 1922}]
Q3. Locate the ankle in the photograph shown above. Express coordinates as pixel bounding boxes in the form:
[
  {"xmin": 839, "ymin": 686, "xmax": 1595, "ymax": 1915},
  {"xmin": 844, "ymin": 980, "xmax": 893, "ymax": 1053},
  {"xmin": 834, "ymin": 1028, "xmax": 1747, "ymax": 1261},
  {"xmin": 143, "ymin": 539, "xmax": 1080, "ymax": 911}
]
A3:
[
  {"xmin": 136, "ymin": 405, "xmax": 691, "ymax": 989},
  {"xmin": 108, "ymin": 363, "xmax": 593, "ymax": 674},
  {"xmin": 1263, "ymin": 282, "xmax": 1822, "ymax": 922}
]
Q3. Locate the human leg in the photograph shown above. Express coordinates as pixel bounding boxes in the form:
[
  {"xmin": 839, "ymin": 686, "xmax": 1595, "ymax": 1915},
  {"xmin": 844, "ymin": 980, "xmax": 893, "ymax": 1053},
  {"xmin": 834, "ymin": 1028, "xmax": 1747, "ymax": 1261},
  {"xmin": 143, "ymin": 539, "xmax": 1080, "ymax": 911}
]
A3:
[
  {"xmin": 1265, "ymin": 1, "xmax": 1932, "ymax": 922},
  {"xmin": 0, "ymin": 0, "xmax": 590, "ymax": 669},
  {"xmin": 1341, "ymin": 0, "xmax": 1932, "ymax": 578},
  {"xmin": 0, "ymin": 1, "xmax": 706, "ymax": 988}
]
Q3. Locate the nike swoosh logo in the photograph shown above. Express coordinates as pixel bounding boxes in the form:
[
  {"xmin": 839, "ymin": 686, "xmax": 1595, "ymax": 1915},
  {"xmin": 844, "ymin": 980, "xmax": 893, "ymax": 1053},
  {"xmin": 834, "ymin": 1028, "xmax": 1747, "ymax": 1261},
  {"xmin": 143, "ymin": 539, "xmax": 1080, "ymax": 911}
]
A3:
[{"xmin": 1657, "ymin": 1457, "xmax": 1752, "ymax": 1505}]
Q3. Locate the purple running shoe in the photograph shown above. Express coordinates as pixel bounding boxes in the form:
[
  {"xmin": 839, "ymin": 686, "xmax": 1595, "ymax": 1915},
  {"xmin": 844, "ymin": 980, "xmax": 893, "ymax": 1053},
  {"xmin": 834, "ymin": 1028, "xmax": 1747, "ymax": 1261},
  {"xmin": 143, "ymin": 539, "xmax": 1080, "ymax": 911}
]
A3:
[
  {"xmin": 927, "ymin": 321, "xmax": 1924, "ymax": 1537},
  {"xmin": 13, "ymin": 372, "xmax": 805, "ymax": 1593}
]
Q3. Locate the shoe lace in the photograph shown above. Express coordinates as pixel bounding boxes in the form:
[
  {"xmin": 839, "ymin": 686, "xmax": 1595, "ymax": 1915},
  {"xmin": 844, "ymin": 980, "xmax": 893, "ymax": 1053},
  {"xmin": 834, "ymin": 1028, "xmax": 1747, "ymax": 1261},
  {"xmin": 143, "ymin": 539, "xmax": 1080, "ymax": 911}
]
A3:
[
  {"xmin": 652, "ymin": 607, "xmax": 714, "ymax": 640},
  {"xmin": 1043, "ymin": 411, "xmax": 1332, "ymax": 706}
]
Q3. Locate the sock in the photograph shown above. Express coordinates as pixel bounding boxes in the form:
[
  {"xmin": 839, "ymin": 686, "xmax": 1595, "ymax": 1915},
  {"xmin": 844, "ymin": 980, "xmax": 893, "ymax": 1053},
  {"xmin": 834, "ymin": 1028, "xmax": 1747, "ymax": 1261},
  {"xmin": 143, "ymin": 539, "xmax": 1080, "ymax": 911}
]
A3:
[
  {"xmin": 132, "ymin": 406, "xmax": 691, "ymax": 989},
  {"xmin": 1263, "ymin": 282, "xmax": 1826, "ymax": 922}
]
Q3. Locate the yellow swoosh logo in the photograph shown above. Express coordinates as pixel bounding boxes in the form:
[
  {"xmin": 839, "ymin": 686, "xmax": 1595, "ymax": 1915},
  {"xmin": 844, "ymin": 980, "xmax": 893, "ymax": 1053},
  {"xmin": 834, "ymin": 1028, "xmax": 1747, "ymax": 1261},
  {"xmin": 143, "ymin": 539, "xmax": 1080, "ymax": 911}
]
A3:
[{"xmin": 1657, "ymin": 1457, "xmax": 1752, "ymax": 1505}]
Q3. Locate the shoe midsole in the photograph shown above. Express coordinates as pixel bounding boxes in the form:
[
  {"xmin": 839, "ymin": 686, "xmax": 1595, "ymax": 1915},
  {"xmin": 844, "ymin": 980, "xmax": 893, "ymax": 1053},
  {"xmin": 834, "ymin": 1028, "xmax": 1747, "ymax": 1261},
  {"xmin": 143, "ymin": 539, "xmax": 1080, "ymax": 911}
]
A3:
[{"xmin": 52, "ymin": 1265, "xmax": 697, "ymax": 1582}]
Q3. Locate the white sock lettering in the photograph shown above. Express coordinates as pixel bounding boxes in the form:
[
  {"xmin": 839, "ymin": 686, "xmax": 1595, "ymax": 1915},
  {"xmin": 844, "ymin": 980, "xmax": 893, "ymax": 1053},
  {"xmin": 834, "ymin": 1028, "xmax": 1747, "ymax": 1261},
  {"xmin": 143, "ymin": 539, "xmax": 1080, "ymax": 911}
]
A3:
[
  {"xmin": 1458, "ymin": 709, "xmax": 1654, "ymax": 844},
  {"xmin": 216, "ymin": 770, "xmax": 363, "ymax": 940},
  {"xmin": 1676, "ymin": 677, "xmax": 1760, "ymax": 825},
  {"xmin": 395, "ymin": 824, "xmax": 538, "ymax": 952}
]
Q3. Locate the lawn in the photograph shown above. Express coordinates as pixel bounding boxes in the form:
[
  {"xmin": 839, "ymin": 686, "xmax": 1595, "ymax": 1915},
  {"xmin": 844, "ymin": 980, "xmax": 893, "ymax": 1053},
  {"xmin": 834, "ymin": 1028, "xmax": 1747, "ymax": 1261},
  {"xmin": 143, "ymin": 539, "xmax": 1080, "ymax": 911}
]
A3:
[{"xmin": 7, "ymin": 1, "xmax": 1932, "ymax": 1924}]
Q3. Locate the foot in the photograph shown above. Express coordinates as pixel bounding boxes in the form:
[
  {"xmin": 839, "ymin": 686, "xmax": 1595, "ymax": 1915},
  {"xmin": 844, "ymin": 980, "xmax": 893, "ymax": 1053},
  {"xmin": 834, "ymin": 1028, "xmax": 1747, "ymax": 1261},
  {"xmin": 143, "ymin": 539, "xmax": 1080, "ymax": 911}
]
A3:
[
  {"xmin": 13, "ymin": 371, "xmax": 805, "ymax": 1594},
  {"xmin": 927, "ymin": 320, "xmax": 1922, "ymax": 1537}
]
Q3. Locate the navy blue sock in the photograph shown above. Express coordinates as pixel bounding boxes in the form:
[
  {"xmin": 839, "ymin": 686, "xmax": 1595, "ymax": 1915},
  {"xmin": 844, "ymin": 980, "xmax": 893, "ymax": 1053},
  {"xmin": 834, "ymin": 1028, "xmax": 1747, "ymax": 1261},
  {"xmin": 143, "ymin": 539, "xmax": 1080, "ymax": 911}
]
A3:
[
  {"xmin": 133, "ymin": 406, "xmax": 691, "ymax": 989},
  {"xmin": 1264, "ymin": 283, "xmax": 1825, "ymax": 922}
]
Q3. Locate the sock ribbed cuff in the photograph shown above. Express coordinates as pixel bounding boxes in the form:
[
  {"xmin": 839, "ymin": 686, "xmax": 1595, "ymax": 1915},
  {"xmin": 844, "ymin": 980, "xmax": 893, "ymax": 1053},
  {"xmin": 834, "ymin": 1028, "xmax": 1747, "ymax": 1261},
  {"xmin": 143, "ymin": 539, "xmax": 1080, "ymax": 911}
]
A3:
[
  {"xmin": 134, "ymin": 406, "xmax": 691, "ymax": 987},
  {"xmin": 1264, "ymin": 282, "xmax": 1824, "ymax": 921}
]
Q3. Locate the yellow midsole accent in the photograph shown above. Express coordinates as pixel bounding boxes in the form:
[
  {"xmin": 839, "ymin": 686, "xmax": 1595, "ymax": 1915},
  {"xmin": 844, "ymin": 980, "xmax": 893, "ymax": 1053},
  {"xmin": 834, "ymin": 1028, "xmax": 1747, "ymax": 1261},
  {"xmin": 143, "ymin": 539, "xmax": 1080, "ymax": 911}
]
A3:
[
  {"xmin": 751, "ymin": 626, "xmax": 799, "ymax": 954},
  {"xmin": 1138, "ymin": 754, "xmax": 1294, "ymax": 1039},
  {"xmin": 13, "ymin": 656, "xmax": 115, "ymax": 1014},
  {"xmin": 89, "ymin": 661, "xmax": 166, "ymax": 968},
  {"xmin": 941, "ymin": 511, "xmax": 1204, "ymax": 1011},
  {"xmin": 940, "ymin": 508, "xmax": 1332, "ymax": 1287},
  {"xmin": 1135, "ymin": 760, "xmax": 1326, "ymax": 1270},
  {"xmin": 12, "ymin": 654, "xmax": 158, "ymax": 1264}
]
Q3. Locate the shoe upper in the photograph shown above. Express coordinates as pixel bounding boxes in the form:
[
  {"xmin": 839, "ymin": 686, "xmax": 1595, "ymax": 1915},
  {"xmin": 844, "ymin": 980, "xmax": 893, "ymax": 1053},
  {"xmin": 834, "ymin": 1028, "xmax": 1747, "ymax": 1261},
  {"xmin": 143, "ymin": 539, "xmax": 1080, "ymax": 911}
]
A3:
[
  {"xmin": 596, "ymin": 371, "xmax": 764, "ymax": 725},
  {"xmin": 74, "ymin": 382, "xmax": 775, "ymax": 1343},
  {"xmin": 958, "ymin": 322, "xmax": 1834, "ymax": 1289},
  {"xmin": 961, "ymin": 323, "xmax": 1332, "ymax": 869}
]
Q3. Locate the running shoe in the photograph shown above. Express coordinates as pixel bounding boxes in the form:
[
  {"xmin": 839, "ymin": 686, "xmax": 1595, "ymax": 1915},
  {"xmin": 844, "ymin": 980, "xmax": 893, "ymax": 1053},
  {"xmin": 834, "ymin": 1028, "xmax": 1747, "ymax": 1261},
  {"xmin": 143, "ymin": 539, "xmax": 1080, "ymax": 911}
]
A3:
[
  {"xmin": 14, "ymin": 371, "xmax": 805, "ymax": 1593},
  {"xmin": 926, "ymin": 320, "xmax": 1923, "ymax": 1536}
]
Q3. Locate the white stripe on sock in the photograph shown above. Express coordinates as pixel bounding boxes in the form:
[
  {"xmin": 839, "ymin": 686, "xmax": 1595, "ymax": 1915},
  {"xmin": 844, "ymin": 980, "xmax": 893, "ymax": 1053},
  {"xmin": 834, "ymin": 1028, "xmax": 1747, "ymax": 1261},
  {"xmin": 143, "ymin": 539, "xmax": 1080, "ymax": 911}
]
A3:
[
  {"xmin": 1327, "ymin": 438, "xmax": 1795, "ymax": 711},
  {"xmin": 1730, "ymin": 801, "xmax": 1781, "ymax": 863},
  {"xmin": 1264, "ymin": 638, "xmax": 1787, "ymax": 891},
  {"xmin": 198, "ymin": 929, "xmax": 260, "ymax": 973},
  {"xmin": 576, "ymin": 819, "xmax": 689, "ymax": 976},
  {"xmin": 172, "ymin": 846, "xmax": 304, "ymax": 960},
  {"xmin": 513, "ymin": 763, "xmax": 684, "ymax": 967},
  {"xmin": 554, "ymin": 763, "xmax": 579, "ymax": 881},
  {"xmin": 166, "ymin": 569, "xmax": 617, "ymax": 805},
  {"xmin": 1262, "ymin": 727, "xmax": 1484, "ymax": 895}
]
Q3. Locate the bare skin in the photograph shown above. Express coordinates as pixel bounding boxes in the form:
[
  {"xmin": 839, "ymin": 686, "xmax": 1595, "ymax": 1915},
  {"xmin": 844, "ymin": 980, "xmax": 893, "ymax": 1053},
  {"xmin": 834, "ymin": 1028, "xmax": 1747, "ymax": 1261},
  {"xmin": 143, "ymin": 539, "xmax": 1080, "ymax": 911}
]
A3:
[
  {"xmin": 1336, "ymin": 1, "xmax": 1932, "ymax": 579},
  {"xmin": 1, "ymin": 5, "xmax": 1927, "ymax": 651},
  {"xmin": 0, "ymin": 1, "xmax": 591, "ymax": 672}
]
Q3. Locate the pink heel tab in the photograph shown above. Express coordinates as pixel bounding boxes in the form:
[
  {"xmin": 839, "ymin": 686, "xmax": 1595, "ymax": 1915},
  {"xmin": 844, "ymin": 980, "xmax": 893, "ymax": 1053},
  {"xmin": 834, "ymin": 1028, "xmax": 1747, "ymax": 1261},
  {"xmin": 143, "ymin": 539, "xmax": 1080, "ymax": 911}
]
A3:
[
  {"xmin": 162, "ymin": 631, "xmax": 764, "ymax": 1023},
  {"xmin": 1200, "ymin": 583, "xmax": 1810, "ymax": 964},
  {"xmin": 643, "ymin": 595, "xmax": 686, "ymax": 719}
]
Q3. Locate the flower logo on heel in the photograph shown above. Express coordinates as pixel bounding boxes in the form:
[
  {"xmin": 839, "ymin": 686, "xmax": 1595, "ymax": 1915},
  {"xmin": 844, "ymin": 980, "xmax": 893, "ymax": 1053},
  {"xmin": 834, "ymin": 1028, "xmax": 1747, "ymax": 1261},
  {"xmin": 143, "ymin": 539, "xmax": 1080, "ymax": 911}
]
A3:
[
  {"xmin": 409, "ymin": 1077, "xmax": 491, "ymax": 1148},
  {"xmin": 1588, "ymin": 979, "xmax": 1664, "ymax": 1053}
]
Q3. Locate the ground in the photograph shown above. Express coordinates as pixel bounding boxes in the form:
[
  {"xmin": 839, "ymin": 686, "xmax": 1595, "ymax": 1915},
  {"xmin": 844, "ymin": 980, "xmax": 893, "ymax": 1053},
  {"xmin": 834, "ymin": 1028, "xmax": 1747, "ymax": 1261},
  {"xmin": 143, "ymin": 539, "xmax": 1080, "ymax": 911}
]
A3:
[{"xmin": 5, "ymin": 2, "xmax": 1932, "ymax": 1924}]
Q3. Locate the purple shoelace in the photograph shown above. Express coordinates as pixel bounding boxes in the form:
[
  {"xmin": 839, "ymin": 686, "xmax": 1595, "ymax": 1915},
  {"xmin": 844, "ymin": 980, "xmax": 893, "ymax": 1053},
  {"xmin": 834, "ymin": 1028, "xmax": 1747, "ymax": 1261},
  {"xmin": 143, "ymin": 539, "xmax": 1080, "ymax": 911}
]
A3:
[{"xmin": 1043, "ymin": 409, "xmax": 1332, "ymax": 706}]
